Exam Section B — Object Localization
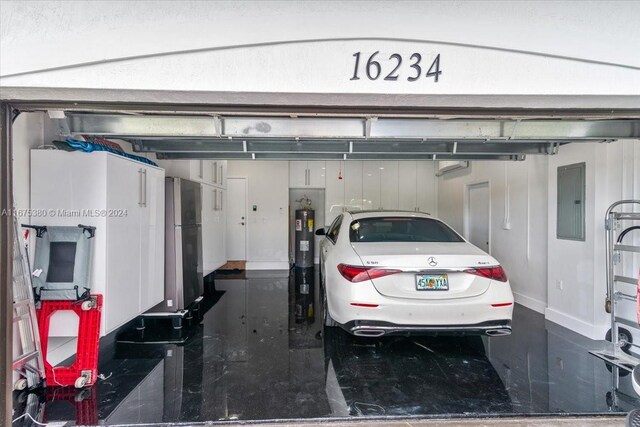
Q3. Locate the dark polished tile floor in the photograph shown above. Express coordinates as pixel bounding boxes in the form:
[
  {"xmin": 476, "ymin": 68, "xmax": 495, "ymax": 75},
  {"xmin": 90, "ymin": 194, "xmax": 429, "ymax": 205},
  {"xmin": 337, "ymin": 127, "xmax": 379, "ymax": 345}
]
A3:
[{"xmin": 22, "ymin": 267, "xmax": 640, "ymax": 425}]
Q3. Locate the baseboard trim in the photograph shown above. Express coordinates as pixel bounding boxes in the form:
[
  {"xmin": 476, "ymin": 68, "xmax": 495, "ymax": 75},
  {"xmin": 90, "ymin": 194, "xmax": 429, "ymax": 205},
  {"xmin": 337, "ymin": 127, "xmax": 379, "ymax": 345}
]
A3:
[
  {"xmin": 545, "ymin": 307, "xmax": 607, "ymax": 340},
  {"xmin": 246, "ymin": 261, "xmax": 290, "ymax": 270},
  {"xmin": 513, "ymin": 292, "xmax": 546, "ymax": 314}
]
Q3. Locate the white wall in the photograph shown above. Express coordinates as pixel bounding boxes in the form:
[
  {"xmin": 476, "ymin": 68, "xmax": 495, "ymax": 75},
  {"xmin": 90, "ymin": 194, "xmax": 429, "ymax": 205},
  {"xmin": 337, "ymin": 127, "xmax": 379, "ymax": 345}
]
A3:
[
  {"xmin": 437, "ymin": 156, "xmax": 549, "ymax": 314},
  {"xmin": 439, "ymin": 140, "xmax": 640, "ymax": 340},
  {"xmin": 227, "ymin": 161, "xmax": 289, "ymax": 269},
  {"xmin": 547, "ymin": 140, "xmax": 640, "ymax": 340},
  {"xmin": 4, "ymin": 1, "xmax": 639, "ymax": 77},
  {"xmin": 13, "ymin": 113, "xmax": 44, "ymax": 218},
  {"xmin": 2, "ymin": 1, "xmax": 639, "ymax": 102}
]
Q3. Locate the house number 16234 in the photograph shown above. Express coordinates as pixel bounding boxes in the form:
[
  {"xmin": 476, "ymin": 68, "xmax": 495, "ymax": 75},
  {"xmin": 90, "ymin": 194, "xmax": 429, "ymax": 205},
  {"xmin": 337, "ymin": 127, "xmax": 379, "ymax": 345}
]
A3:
[{"xmin": 350, "ymin": 52, "xmax": 442, "ymax": 82}]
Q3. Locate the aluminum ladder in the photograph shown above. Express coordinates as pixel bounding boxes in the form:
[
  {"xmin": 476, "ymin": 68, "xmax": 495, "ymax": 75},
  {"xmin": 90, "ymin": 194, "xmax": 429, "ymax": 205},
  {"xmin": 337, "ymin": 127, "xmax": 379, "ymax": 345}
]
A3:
[{"xmin": 12, "ymin": 217, "xmax": 45, "ymax": 391}]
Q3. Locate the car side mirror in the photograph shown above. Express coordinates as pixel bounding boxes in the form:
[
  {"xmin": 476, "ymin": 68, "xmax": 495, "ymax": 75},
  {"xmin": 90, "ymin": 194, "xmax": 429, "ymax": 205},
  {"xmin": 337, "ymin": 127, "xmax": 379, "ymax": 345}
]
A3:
[{"xmin": 315, "ymin": 228, "xmax": 325, "ymax": 236}]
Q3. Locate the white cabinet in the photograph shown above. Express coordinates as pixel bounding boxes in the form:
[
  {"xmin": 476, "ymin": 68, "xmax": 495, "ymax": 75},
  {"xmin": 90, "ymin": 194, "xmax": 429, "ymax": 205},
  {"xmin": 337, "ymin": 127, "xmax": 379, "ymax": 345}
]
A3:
[
  {"xmin": 344, "ymin": 161, "xmax": 363, "ymax": 211},
  {"xmin": 207, "ymin": 160, "xmax": 227, "ymax": 188},
  {"xmin": 202, "ymin": 183, "xmax": 227, "ymax": 276},
  {"xmin": 324, "ymin": 161, "xmax": 345, "ymax": 226},
  {"xmin": 165, "ymin": 160, "xmax": 226, "ymax": 188},
  {"xmin": 218, "ymin": 161, "xmax": 227, "ymax": 188},
  {"xmin": 31, "ymin": 150, "xmax": 165, "ymax": 336},
  {"xmin": 289, "ymin": 161, "xmax": 307, "ymax": 188},
  {"xmin": 362, "ymin": 161, "xmax": 399, "ymax": 210},
  {"xmin": 417, "ymin": 161, "xmax": 437, "ymax": 214},
  {"xmin": 399, "ymin": 161, "xmax": 418, "ymax": 211},
  {"xmin": 362, "ymin": 161, "xmax": 381, "ymax": 210},
  {"xmin": 308, "ymin": 161, "xmax": 326, "ymax": 188},
  {"xmin": 324, "ymin": 160, "xmax": 435, "ymax": 220},
  {"xmin": 380, "ymin": 161, "xmax": 399, "ymax": 210},
  {"xmin": 289, "ymin": 161, "xmax": 326, "ymax": 188},
  {"xmin": 139, "ymin": 166, "xmax": 165, "ymax": 312}
]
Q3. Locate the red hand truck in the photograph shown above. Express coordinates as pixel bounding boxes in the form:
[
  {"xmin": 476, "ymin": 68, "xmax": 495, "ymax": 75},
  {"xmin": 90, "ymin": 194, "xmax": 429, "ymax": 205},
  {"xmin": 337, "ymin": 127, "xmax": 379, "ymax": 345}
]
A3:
[{"xmin": 36, "ymin": 295, "xmax": 103, "ymax": 388}]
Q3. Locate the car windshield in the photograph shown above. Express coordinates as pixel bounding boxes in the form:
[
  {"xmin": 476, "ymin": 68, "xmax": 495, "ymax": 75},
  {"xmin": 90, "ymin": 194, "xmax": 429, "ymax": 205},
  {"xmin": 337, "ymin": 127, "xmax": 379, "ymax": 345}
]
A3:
[{"xmin": 349, "ymin": 217, "xmax": 464, "ymax": 243}]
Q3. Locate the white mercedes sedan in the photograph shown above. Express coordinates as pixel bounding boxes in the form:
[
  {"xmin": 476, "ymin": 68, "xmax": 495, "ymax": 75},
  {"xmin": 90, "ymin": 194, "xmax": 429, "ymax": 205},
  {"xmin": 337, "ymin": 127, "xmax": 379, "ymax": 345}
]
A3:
[{"xmin": 317, "ymin": 211, "xmax": 514, "ymax": 337}]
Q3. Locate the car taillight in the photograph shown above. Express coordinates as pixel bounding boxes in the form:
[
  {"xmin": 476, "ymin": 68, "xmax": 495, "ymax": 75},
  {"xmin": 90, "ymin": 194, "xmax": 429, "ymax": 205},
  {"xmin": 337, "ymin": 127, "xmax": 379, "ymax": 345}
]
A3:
[
  {"xmin": 465, "ymin": 266, "xmax": 508, "ymax": 282},
  {"xmin": 337, "ymin": 264, "xmax": 401, "ymax": 283}
]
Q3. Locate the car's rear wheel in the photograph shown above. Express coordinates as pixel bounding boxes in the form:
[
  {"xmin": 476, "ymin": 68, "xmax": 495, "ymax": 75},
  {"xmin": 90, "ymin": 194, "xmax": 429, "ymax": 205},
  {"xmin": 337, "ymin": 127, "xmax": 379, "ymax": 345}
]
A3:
[{"xmin": 322, "ymin": 284, "xmax": 338, "ymax": 328}]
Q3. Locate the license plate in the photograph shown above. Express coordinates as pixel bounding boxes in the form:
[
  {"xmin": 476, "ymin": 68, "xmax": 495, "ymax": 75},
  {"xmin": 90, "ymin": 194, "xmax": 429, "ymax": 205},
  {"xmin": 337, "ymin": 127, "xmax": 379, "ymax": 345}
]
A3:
[{"xmin": 416, "ymin": 274, "xmax": 449, "ymax": 291}]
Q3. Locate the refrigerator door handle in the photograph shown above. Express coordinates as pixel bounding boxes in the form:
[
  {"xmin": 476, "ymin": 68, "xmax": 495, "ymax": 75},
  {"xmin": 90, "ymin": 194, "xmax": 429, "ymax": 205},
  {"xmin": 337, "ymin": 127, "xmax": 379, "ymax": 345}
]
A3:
[{"xmin": 138, "ymin": 168, "xmax": 143, "ymax": 207}]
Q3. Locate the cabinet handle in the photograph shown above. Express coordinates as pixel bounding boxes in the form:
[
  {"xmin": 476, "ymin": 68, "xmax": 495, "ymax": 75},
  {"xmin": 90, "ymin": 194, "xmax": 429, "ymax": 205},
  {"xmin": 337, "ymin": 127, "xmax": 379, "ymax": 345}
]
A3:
[
  {"xmin": 219, "ymin": 165, "xmax": 223, "ymax": 185},
  {"xmin": 138, "ymin": 169, "xmax": 143, "ymax": 207},
  {"xmin": 142, "ymin": 169, "xmax": 147, "ymax": 207},
  {"xmin": 220, "ymin": 190, "xmax": 223, "ymax": 211},
  {"xmin": 306, "ymin": 169, "xmax": 310, "ymax": 186},
  {"xmin": 213, "ymin": 189, "xmax": 217, "ymax": 211},
  {"xmin": 198, "ymin": 160, "xmax": 204, "ymax": 179}
]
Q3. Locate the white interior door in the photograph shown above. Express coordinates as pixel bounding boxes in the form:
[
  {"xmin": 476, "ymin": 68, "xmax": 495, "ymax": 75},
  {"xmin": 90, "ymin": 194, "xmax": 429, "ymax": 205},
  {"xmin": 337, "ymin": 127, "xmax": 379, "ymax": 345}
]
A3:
[
  {"xmin": 467, "ymin": 182, "xmax": 491, "ymax": 253},
  {"xmin": 226, "ymin": 177, "xmax": 247, "ymax": 260}
]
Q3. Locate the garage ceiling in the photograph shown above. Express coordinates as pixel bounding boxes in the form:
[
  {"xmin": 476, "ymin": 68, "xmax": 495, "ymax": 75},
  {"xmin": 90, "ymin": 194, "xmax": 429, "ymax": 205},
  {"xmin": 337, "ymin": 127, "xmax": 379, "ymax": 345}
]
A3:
[{"xmin": 56, "ymin": 112, "xmax": 640, "ymax": 161}]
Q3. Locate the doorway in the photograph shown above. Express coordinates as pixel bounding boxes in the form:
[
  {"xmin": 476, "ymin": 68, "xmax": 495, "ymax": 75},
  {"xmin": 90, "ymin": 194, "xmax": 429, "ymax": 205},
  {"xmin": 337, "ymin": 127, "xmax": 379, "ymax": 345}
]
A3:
[
  {"xmin": 466, "ymin": 181, "xmax": 491, "ymax": 253},
  {"xmin": 226, "ymin": 177, "xmax": 247, "ymax": 263}
]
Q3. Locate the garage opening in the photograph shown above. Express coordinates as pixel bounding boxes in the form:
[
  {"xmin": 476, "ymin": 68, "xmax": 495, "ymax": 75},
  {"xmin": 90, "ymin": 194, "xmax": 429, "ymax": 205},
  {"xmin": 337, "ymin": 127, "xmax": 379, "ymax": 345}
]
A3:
[{"xmin": 6, "ymin": 103, "xmax": 640, "ymax": 426}]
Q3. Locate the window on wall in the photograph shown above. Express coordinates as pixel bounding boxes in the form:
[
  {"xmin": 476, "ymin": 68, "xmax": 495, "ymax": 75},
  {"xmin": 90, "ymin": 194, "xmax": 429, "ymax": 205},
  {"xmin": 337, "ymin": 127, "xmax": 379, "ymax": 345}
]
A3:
[{"xmin": 557, "ymin": 162, "xmax": 586, "ymax": 241}]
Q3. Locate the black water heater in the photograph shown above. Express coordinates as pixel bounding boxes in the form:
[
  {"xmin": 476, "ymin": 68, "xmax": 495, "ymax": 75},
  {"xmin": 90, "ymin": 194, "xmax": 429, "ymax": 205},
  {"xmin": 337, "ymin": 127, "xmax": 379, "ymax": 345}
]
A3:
[{"xmin": 294, "ymin": 209, "xmax": 315, "ymax": 268}]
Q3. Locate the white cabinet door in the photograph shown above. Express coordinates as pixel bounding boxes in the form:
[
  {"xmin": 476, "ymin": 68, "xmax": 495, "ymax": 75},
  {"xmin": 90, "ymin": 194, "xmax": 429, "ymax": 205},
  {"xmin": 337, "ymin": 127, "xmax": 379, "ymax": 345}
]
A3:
[
  {"xmin": 213, "ymin": 189, "xmax": 226, "ymax": 268},
  {"xmin": 324, "ymin": 161, "xmax": 345, "ymax": 226},
  {"xmin": 307, "ymin": 161, "xmax": 326, "ymax": 188},
  {"xmin": 219, "ymin": 160, "xmax": 227, "ymax": 188},
  {"xmin": 162, "ymin": 160, "xmax": 190, "ymax": 180},
  {"xmin": 380, "ymin": 161, "xmax": 399, "ymax": 210},
  {"xmin": 105, "ymin": 157, "xmax": 142, "ymax": 333},
  {"xmin": 289, "ymin": 161, "xmax": 326, "ymax": 188},
  {"xmin": 190, "ymin": 160, "xmax": 204, "ymax": 182},
  {"xmin": 362, "ymin": 161, "xmax": 381, "ymax": 210},
  {"xmin": 203, "ymin": 184, "xmax": 227, "ymax": 274},
  {"xmin": 140, "ymin": 166, "xmax": 165, "ymax": 312},
  {"xmin": 344, "ymin": 161, "xmax": 363, "ymax": 211},
  {"xmin": 209, "ymin": 161, "xmax": 219, "ymax": 185},
  {"xmin": 189, "ymin": 160, "xmax": 214, "ymax": 183},
  {"xmin": 399, "ymin": 161, "xmax": 418, "ymax": 211},
  {"xmin": 417, "ymin": 161, "xmax": 436, "ymax": 214},
  {"xmin": 289, "ymin": 161, "xmax": 307, "ymax": 187},
  {"xmin": 201, "ymin": 184, "xmax": 216, "ymax": 275}
]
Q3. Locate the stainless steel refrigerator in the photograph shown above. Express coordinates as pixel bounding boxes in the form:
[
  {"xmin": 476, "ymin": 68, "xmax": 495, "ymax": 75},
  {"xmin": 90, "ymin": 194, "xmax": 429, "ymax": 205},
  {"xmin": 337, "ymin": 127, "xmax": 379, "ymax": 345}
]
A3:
[{"xmin": 149, "ymin": 177, "xmax": 203, "ymax": 314}]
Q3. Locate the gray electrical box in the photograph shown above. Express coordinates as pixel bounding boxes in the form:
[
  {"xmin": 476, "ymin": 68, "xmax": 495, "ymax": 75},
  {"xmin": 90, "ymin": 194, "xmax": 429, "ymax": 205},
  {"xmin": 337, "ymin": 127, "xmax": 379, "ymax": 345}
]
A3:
[{"xmin": 557, "ymin": 162, "xmax": 586, "ymax": 241}]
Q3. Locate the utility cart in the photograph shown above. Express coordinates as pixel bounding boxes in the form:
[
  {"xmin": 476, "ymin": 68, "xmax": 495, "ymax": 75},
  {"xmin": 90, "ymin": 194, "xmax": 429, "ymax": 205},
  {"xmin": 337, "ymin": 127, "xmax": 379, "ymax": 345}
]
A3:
[{"xmin": 591, "ymin": 200, "xmax": 640, "ymax": 408}]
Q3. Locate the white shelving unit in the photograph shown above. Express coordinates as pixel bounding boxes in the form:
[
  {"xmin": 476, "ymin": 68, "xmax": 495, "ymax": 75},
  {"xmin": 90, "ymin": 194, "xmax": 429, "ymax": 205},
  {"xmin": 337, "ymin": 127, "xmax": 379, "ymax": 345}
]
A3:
[{"xmin": 31, "ymin": 150, "xmax": 165, "ymax": 336}]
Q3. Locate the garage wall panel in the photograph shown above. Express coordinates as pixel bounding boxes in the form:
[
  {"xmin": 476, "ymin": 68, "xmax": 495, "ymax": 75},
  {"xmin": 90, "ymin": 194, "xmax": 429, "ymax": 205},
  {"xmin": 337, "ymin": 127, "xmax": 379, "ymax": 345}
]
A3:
[
  {"xmin": 546, "ymin": 139, "xmax": 640, "ymax": 341},
  {"xmin": 437, "ymin": 157, "xmax": 549, "ymax": 316},
  {"xmin": 437, "ymin": 139, "xmax": 640, "ymax": 340}
]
